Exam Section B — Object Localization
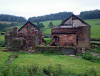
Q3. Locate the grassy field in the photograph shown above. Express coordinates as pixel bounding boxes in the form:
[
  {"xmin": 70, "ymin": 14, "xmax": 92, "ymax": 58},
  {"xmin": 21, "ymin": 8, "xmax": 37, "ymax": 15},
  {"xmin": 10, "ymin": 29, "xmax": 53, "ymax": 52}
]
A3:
[
  {"xmin": 0, "ymin": 47, "xmax": 100, "ymax": 75},
  {"xmin": 0, "ymin": 48, "xmax": 100, "ymax": 75},
  {"xmin": 0, "ymin": 35, "xmax": 5, "ymax": 46},
  {"xmin": 41, "ymin": 19, "xmax": 100, "ymax": 39},
  {"xmin": 85, "ymin": 19, "xmax": 100, "ymax": 39},
  {"xmin": 10, "ymin": 52, "xmax": 100, "ymax": 74},
  {"xmin": 0, "ymin": 51, "xmax": 11, "ymax": 66}
]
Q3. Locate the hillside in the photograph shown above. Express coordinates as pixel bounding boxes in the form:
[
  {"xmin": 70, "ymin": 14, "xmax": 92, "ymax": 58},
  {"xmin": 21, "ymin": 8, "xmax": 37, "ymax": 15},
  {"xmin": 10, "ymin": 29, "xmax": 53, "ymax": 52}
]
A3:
[
  {"xmin": 0, "ymin": 14, "xmax": 26, "ymax": 22},
  {"xmin": 0, "ymin": 21, "xmax": 25, "ymax": 32}
]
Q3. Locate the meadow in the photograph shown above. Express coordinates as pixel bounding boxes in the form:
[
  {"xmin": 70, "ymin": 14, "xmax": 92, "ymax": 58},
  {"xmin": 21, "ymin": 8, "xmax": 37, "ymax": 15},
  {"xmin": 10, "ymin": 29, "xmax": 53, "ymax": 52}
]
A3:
[
  {"xmin": 12, "ymin": 53, "xmax": 100, "ymax": 73},
  {"xmin": 0, "ymin": 50, "xmax": 11, "ymax": 66},
  {"xmin": 0, "ymin": 48, "xmax": 100, "ymax": 76}
]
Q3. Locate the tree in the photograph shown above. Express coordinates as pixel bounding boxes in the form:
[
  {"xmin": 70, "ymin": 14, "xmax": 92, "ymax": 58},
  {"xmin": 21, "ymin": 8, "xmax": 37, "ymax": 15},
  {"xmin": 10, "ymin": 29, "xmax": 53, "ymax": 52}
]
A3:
[
  {"xmin": 36, "ymin": 22, "xmax": 44, "ymax": 29},
  {"xmin": 79, "ymin": 10, "xmax": 100, "ymax": 19},
  {"xmin": 48, "ymin": 22, "xmax": 54, "ymax": 28},
  {"xmin": 39, "ymin": 23, "xmax": 44, "ymax": 28}
]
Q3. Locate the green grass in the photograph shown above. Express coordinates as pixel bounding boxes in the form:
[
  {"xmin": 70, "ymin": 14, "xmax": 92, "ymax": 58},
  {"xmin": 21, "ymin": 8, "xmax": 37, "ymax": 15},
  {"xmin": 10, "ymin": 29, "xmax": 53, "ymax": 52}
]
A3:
[
  {"xmin": 0, "ymin": 48, "xmax": 100, "ymax": 75},
  {"xmin": 0, "ymin": 35, "xmax": 4, "ymax": 41},
  {"xmin": 11, "ymin": 53, "xmax": 100, "ymax": 74},
  {"xmin": 0, "ymin": 51, "xmax": 11, "ymax": 66},
  {"xmin": 0, "ymin": 35, "xmax": 5, "ymax": 46},
  {"xmin": 85, "ymin": 19, "xmax": 100, "ymax": 39}
]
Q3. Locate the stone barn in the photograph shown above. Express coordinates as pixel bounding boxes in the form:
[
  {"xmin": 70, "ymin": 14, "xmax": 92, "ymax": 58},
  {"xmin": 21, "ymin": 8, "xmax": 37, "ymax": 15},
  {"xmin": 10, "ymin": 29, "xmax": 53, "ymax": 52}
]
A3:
[
  {"xmin": 51, "ymin": 14, "xmax": 90, "ymax": 52},
  {"xmin": 5, "ymin": 21, "xmax": 43, "ymax": 51},
  {"xmin": 18, "ymin": 21, "xmax": 43, "ymax": 47}
]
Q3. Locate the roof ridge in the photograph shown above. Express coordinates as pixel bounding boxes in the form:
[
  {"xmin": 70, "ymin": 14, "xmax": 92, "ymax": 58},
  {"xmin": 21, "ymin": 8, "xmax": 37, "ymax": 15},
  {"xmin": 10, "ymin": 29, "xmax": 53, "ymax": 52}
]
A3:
[{"xmin": 18, "ymin": 21, "xmax": 40, "ymax": 31}]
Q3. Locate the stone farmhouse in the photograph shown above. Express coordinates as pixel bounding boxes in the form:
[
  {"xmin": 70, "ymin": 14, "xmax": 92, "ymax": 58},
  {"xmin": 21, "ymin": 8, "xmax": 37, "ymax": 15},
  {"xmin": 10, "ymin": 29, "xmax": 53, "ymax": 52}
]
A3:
[
  {"xmin": 5, "ymin": 21, "xmax": 43, "ymax": 51},
  {"xmin": 51, "ymin": 14, "xmax": 90, "ymax": 52}
]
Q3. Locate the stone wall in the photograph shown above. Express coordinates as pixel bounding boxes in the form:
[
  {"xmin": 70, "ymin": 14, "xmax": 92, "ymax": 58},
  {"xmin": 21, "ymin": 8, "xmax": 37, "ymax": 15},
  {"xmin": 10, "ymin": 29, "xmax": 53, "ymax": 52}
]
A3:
[
  {"xmin": 5, "ymin": 27, "xmax": 27, "ymax": 51},
  {"xmin": 35, "ymin": 46, "xmax": 76, "ymax": 55}
]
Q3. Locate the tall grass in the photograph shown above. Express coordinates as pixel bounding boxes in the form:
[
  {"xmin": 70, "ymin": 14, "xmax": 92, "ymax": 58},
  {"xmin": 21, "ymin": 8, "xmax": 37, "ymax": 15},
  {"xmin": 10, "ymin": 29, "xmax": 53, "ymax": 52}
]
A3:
[{"xmin": 0, "ymin": 64, "xmax": 99, "ymax": 76}]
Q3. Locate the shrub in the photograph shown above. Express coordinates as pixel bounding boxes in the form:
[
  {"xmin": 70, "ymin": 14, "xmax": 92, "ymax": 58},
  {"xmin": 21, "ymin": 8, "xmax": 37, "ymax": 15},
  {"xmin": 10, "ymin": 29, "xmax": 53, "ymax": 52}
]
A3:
[
  {"xmin": 91, "ymin": 47, "xmax": 100, "ymax": 53},
  {"xmin": 0, "ymin": 41, "xmax": 5, "ymax": 47},
  {"xmin": 1, "ymin": 32, "xmax": 5, "ymax": 35},
  {"xmin": 44, "ymin": 38, "xmax": 51, "ymax": 45},
  {"xmin": 82, "ymin": 51, "xmax": 100, "ymax": 63},
  {"xmin": 82, "ymin": 51, "xmax": 93, "ymax": 60}
]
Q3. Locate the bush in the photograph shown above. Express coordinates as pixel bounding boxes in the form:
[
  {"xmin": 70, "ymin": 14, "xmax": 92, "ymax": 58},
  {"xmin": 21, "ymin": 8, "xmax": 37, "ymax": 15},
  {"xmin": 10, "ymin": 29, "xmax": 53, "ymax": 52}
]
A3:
[
  {"xmin": 44, "ymin": 38, "xmax": 51, "ymax": 45},
  {"xmin": 82, "ymin": 51, "xmax": 100, "ymax": 62},
  {"xmin": 82, "ymin": 51, "xmax": 93, "ymax": 60},
  {"xmin": 0, "ymin": 41, "xmax": 5, "ymax": 47},
  {"xmin": 1, "ymin": 32, "xmax": 5, "ymax": 35},
  {"xmin": 91, "ymin": 47, "xmax": 100, "ymax": 53}
]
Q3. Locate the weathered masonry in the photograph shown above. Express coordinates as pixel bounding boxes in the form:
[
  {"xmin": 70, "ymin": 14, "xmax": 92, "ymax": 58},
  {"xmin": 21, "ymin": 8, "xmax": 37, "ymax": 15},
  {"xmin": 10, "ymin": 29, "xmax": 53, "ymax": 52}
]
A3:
[
  {"xmin": 18, "ymin": 21, "xmax": 43, "ymax": 47},
  {"xmin": 51, "ymin": 14, "xmax": 90, "ymax": 52},
  {"xmin": 5, "ymin": 21, "xmax": 43, "ymax": 51}
]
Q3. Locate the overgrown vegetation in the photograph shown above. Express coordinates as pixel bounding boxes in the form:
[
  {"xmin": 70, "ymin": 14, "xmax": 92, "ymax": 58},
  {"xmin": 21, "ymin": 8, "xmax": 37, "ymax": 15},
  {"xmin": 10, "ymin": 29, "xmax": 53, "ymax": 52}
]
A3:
[
  {"xmin": 44, "ymin": 38, "xmax": 51, "ymax": 45},
  {"xmin": 0, "ymin": 47, "xmax": 100, "ymax": 75},
  {"xmin": 91, "ymin": 47, "xmax": 100, "ymax": 53},
  {"xmin": 0, "ymin": 64, "xmax": 99, "ymax": 76},
  {"xmin": 0, "ymin": 51, "xmax": 11, "ymax": 66},
  {"xmin": 82, "ymin": 51, "xmax": 100, "ymax": 63}
]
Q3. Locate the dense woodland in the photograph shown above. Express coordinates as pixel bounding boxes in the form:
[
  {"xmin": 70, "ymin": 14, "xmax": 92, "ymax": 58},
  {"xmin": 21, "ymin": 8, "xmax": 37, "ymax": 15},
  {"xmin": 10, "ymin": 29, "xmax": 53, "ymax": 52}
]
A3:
[
  {"xmin": 0, "ymin": 14, "xmax": 26, "ymax": 22},
  {"xmin": 79, "ymin": 10, "xmax": 100, "ymax": 19}
]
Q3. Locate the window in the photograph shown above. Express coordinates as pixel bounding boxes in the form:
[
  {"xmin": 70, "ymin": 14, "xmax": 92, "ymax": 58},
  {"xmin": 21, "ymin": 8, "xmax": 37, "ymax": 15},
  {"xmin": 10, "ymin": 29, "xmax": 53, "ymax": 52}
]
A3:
[{"xmin": 53, "ymin": 36, "xmax": 59, "ymax": 42}]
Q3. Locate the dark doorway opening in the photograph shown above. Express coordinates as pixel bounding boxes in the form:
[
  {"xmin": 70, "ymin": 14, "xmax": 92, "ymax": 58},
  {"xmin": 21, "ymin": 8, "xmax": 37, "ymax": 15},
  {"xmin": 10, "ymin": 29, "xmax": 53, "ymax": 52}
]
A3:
[{"xmin": 53, "ymin": 36, "xmax": 59, "ymax": 42}]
